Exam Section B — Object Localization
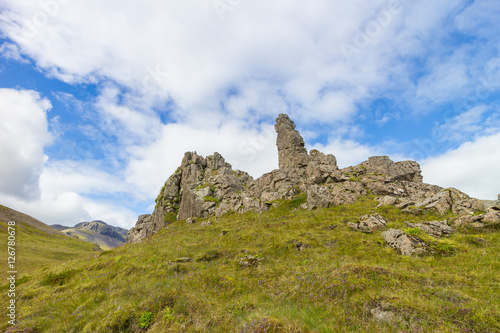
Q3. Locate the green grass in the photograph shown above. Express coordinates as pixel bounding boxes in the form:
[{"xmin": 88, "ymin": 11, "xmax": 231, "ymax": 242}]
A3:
[
  {"xmin": 0, "ymin": 220, "xmax": 96, "ymax": 276},
  {"xmin": 2, "ymin": 196, "xmax": 499, "ymax": 332}
]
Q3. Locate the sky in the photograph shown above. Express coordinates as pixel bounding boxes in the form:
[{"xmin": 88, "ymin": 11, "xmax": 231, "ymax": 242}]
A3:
[{"xmin": 0, "ymin": 0, "xmax": 499, "ymax": 229}]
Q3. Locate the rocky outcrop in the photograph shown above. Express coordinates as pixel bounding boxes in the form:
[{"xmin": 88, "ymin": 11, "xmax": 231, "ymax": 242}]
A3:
[
  {"xmin": 452, "ymin": 210, "xmax": 500, "ymax": 228},
  {"xmin": 349, "ymin": 214, "xmax": 387, "ymax": 233},
  {"xmin": 126, "ymin": 214, "xmax": 154, "ymax": 243},
  {"xmin": 127, "ymin": 113, "xmax": 490, "ymax": 243},
  {"xmin": 404, "ymin": 220, "xmax": 455, "ymax": 238},
  {"xmin": 127, "ymin": 152, "xmax": 253, "ymax": 243},
  {"xmin": 382, "ymin": 229, "xmax": 429, "ymax": 256},
  {"xmin": 414, "ymin": 188, "xmax": 484, "ymax": 215},
  {"xmin": 275, "ymin": 113, "xmax": 309, "ymax": 170}
]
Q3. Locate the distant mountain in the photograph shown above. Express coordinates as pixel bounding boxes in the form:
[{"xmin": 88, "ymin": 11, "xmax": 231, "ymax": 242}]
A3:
[
  {"xmin": 0, "ymin": 205, "xmax": 96, "ymax": 274},
  {"xmin": 51, "ymin": 224, "xmax": 71, "ymax": 231},
  {"xmin": 56, "ymin": 220, "xmax": 128, "ymax": 250}
]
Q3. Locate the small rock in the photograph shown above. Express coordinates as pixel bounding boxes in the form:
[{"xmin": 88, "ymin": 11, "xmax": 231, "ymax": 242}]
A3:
[
  {"xmin": 482, "ymin": 211, "xmax": 500, "ymax": 224},
  {"xmin": 186, "ymin": 217, "xmax": 196, "ymax": 224},
  {"xmin": 377, "ymin": 196, "xmax": 398, "ymax": 207},
  {"xmin": 404, "ymin": 220, "xmax": 455, "ymax": 238},
  {"xmin": 200, "ymin": 220, "xmax": 213, "ymax": 226},
  {"xmin": 220, "ymin": 229, "xmax": 229, "ymax": 236},
  {"xmin": 349, "ymin": 214, "xmax": 387, "ymax": 233},
  {"xmin": 172, "ymin": 257, "xmax": 192, "ymax": 263},
  {"xmin": 239, "ymin": 255, "xmax": 263, "ymax": 268},
  {"xmin": 382, "ymin": 229, "xmax": 429, "ymax": 256}
]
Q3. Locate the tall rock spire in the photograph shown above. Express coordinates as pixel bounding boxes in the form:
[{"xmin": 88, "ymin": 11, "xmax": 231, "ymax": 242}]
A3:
[{"xmin": 274, "ymin": 113, "xmax": 309, "ymax": 170}]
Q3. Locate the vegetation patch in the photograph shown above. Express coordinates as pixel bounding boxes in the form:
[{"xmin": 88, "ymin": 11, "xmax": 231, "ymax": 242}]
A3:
[{"xmin": 41, "ymin": 269, "xmax": 77, "ymax": 286}]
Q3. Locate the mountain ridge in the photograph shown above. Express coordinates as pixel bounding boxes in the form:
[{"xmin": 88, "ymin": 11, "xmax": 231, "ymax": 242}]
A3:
[{"xmin": 56, "ymin": 220, "xmax": 128, "ymax": 250}]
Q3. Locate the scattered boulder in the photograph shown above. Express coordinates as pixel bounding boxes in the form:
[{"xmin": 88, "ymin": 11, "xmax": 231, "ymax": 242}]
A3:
[
  {"xmin": 349, "ymin": 214, "xmax": 387, "ymax": 233},
  {"xmin": 404, "ymin": 220, "xmax": 455, "ymax": 238},
  {"xmin": 377, "ymin": 196, "xmax": 398, "ymax": 207},
  {"xmin": 369, "ymin": 299, "xmax": 398, "ymax": 323},
  {"xmin": 414, "ymin": 188, "xmax": 483, "ymax": 215},
  {"xmin": 382, "ymin": 229, "xmax": 429, "ymax": 256},
  {"xmin": 453, "ymin": 211, "xmax": 500, "ymax": 228},
  {"xmin": 483, "ymin": 211, "xmax": 500, "ymax": 224}
]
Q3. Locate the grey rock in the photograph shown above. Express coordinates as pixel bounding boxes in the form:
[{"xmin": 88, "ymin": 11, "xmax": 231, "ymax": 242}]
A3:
[
  {"xmin": 363, "ymin": 156, "xmax": 423, "ymax": 183},
  {"xmin": 454, "ymin": 211, "xmax": 500, "ymax": 228},
  {"xmin": 483, "ymin": 211, "xmax": 500, "ymax": 224},
  {"xmin": 239, "ymin": 255, "xmax": 263, "ymax": 268},
  {"xmin": 275, "ymin": 113, "xmax": 309, "ymax": 170},
  {"xmin": 404, "ymin": 220, "xmax": 455, "ymax": 238},
  {"xmin": 415, "ymin": 188, "xmax": 483, "ymax": 215},
  {"xmin": 349, "ymin": 214, "xmax": 387, "ymax": 233},
  {"xmin": 126, "ymin": 214, "xmax": 154, "ymax": 243},
  {"xmin": 382, "ymin": 229, "xmax": 429, "ymax": 256},
  {"xmin": 306, "ymin": 182, "xmax": 365, "ymax": 210},
  {"xmin": 377, "ymin": 195, "xmax": 398, "ymax": 207}
]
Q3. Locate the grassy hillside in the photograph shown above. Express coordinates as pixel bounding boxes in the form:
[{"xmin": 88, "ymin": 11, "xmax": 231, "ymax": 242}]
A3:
[
  {"xmin": 0, "ymin": 205, "xmax": 97, "ymax": 277},
  {"xmin": 3, "ymin": 196, "xmax": 499, "ymax": 332}
]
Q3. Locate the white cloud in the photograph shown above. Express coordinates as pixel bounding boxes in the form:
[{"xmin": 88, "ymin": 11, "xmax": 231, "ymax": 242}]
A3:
[
  {"xmin": 125, "ymin": 120, "xmax": 278, "ymax": 198},
  {"xmin": 421, "ymin": 131, "xmax": 500, "ymax": 200},
  {"xmin": 0, "ymin": 42, "xmax": 29, "ymax": 63},
  {"xmin": 0, "ymin": 88, "xmax": 52, "ymax": 199},
  {"xmin": 0, "ymin": 0, "xmax": 466, "ymax": 120}
]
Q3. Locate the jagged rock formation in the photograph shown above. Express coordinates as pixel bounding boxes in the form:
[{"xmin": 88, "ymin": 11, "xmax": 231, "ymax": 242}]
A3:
[
  {"xmin": 275, "ymin": 113, "xmax": 310, "ymax": 170},
  {"xmin": 127, "ymin": 113, "xmax": 500, "ymax": 243}
]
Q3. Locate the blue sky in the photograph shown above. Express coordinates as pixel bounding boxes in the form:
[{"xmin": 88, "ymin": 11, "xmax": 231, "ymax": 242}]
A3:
[{"xmin": 0, "ymin": 0, "xmax": 499, "ymax": 228}]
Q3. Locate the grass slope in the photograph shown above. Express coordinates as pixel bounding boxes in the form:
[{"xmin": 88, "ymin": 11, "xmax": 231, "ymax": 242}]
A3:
[
  {"xmin": 3, "ymin": 195, "xmax": 499, "ymax": 332},
  {"xmin": 0, "ymin": 205, "xmax": 96, "ymax": 276}
]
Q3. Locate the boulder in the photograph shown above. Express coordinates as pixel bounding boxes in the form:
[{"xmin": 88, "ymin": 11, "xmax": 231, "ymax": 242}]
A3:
[
  {"xmin": 414, "ymin": 188, "xmax": 483, "ymax": 215},
  {"xmin": 382, "ymin": 229, "xmax": 429, "ymax": 256},
  {"xmin": 453, "ymin": 211, "xmax": 500, "ymax": 228},
  {"xmin": 349, "ymin": 214, "xmax": 387, "ymax": 233},
  {"xmin": 362, "ymin": 156, "xmax": 423, "ymax": 183},
  {"xmin": 377, "ymin": 196, "xmax": 398, "ymax": 207},
  {"xmin": 404, "ymin": 220, "xmax": 455, "ymax": 238}
]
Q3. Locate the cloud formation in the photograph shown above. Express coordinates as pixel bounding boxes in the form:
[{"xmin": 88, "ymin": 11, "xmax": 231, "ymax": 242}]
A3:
[{"xmin": 0, "ymin": 88, "xmax": 52, "ymax": 199}]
